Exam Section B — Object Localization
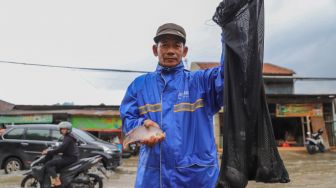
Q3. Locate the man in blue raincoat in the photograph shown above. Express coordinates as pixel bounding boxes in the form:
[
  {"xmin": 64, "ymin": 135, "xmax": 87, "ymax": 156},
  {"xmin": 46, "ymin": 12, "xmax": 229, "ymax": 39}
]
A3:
[{"xmin": 120, "ymin": 23, "xmax": 224, "ymax": 188}]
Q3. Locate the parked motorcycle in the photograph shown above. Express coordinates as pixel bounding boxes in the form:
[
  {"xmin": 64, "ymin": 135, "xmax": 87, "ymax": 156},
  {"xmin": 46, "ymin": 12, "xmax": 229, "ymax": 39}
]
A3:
[
  {"xmin": 129, "ymin": 143, "xmax": 139, "ymax": 156},
  {"xmin": 305, "ymin": 128, "xmax": 325, "ymax": 154},
  {"xmin": 21, "ymin": 145, "xmax": 105, "ymax": 188}
]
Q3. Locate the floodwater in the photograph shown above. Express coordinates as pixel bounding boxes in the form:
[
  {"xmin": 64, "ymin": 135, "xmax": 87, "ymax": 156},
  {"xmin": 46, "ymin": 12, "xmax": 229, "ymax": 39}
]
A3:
[{"xmin": 0, "ymin": 149, "xmax": 335, "ymax": 188}]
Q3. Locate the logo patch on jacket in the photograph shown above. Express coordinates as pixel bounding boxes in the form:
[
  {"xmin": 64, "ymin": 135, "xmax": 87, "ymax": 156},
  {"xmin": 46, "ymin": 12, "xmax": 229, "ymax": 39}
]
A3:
[{"xmin": 178, "ymin": 91, "xmax": 189, "ymax": 100}]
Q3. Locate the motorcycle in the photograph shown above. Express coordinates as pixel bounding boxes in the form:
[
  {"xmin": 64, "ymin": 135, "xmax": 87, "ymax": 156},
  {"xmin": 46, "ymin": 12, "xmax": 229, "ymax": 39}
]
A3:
[
  {"xmin": 305, "ymin": 128, "xmax": 325, "ymax": 154},
  {"xmin": 129, "ymin": 143, "xmax": 139, "ymax": 156},
  {"xmin": 21, "ymin": 145, "xmax": 105, "ymax": 188}
]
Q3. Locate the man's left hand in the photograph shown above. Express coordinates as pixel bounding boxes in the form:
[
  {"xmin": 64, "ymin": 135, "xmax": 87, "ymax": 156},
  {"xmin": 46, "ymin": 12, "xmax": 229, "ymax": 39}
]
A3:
[{"xmin": 42, "ymin": 149, "xmax": 48, "ymax": 155}]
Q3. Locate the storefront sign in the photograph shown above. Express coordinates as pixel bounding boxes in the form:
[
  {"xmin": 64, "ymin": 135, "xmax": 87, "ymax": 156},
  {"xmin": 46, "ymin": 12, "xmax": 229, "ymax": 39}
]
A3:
[
  {"xmin": 71, "ymin": 116, "xmax": 122, "ymax": 131},
  {"xmin": 276, "ymin": 103, "xmax": 323, "ymax": 117}
]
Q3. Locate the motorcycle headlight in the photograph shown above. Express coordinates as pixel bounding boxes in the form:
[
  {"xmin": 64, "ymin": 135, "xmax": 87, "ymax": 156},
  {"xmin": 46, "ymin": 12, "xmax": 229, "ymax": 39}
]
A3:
[{"xmin": 101, "ymin": 145, "xmax": 113, "ymax": 154}]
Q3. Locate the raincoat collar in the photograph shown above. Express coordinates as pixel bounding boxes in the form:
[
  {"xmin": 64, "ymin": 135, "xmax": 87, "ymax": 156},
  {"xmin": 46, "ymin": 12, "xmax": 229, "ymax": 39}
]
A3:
[{"xmin": 155, "ymin": 62, "xmax": 184, "ymax": 73}]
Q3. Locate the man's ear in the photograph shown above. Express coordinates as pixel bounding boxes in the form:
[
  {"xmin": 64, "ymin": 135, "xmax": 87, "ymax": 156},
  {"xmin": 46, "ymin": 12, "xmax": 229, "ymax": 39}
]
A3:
[
  {"xmin": 152, "ymin": 44, "xmax": 158, "ymax": 56},
  {"xmin": 182, "ymin": 46, "xmax": 188, "ymax": 57}
]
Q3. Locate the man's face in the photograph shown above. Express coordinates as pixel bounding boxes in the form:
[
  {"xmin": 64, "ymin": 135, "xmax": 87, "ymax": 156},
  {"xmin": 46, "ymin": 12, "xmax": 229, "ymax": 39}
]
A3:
[
  {"xmin": 60, "ymin": 128, "xmax": 68, "ymax": 135},
  {"xmin": 153, "ymin": 35, "xmax": 188, "ymax": 68}
]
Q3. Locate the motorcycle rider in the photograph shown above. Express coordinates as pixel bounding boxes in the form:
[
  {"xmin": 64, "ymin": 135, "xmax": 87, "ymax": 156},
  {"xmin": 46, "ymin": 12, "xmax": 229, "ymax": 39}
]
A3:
[{"xmin": 42, "ymin": 121, "xmax": 79, "ymax": 187}]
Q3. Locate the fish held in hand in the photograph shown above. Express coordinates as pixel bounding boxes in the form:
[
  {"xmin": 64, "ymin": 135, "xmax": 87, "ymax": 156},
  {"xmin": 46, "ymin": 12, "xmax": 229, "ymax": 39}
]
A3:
[{"xmin": 123, "ymin": 125, "xmax": 165, "ymax": 149}]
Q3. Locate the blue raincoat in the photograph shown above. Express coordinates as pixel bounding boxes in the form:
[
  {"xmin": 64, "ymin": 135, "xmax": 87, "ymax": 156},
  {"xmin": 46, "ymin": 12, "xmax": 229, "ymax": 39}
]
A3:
[{"xmin": 120, "ymin": 41, "xmax": 224, "ymax": 188}]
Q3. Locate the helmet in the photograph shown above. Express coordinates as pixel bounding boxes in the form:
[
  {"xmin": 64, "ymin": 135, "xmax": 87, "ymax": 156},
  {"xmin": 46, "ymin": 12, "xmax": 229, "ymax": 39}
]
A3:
[{"xmin": 58, "ymin": 121, "xmax": 72, "ymax": 134}]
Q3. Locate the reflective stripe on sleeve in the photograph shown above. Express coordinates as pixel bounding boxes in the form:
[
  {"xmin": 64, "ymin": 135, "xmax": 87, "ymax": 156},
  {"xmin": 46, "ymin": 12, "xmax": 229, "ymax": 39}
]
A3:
[
  {"xmin": 174, "ymin": 99, "xmax": 204, "ymax": 112},
  {"xmin": 138, "ymin": 103, "xmax": 162, "ymax": 115}
]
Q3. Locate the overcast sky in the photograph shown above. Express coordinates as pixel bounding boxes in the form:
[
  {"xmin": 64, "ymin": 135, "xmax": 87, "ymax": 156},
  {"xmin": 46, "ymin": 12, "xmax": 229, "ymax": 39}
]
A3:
[{"xmin": 0, "ymin": 0, "xmax": 335, "ymax": 105}]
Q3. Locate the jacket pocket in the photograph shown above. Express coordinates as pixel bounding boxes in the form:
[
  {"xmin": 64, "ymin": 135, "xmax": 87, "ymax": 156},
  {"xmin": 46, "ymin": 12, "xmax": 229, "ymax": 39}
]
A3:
[
  {"xmin": 175, "ymin": 152, "xmax": 216, "ymax": 168},
  {"xmin": 174, "ymin": 164, "xmax": 219, "ymax": 188}
]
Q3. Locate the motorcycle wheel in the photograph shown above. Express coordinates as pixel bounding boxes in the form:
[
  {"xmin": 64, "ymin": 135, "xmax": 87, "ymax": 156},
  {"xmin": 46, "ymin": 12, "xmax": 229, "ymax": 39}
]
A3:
[
  {"xmin": 88, "ymin": 173, "xmax": 103, "ymax": 188},
  {"xmin": 21, "ymin": 175, "xmax": 41, "ymax": 188},
  {"xmin": 318, "ymin": 144, "xmax": 325, "ymax": 153},
  {"xmin": 306, "ymin": 145, "xmax": 315, "ymax": 154}
]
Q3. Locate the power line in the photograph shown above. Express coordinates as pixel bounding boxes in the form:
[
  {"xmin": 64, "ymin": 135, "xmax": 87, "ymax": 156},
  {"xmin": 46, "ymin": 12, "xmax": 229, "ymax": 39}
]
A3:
[
  {"xmin": 0, "ymin": 60, "xmax": 149, "ymax": 73},
  {"xmin": 2, "ymin": 60, "xmax": 336, "ymax": 81}
]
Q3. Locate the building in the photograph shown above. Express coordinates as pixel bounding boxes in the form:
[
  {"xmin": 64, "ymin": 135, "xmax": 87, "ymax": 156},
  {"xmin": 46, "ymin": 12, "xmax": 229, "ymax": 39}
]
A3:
[
  {"xmin": 191, "ymin": 62, "xmax": 336, "ymax": 149},
  {"xmin": 0, "ymin": 101, "xmax": 122, "ymax": 143}
]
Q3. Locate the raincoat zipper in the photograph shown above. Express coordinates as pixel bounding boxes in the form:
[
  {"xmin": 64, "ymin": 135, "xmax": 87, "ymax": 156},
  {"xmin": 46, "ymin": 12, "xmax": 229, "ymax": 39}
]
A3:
[{"xmin": 160, "ymin": 73, "xmax": 166, "ymax": 188}]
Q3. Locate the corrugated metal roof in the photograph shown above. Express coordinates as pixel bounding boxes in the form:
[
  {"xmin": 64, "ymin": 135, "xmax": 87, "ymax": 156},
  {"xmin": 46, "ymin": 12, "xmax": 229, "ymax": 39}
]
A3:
[
  {"xmin": 0, "ymin": 109, "xmax": 119, "ymax": 116},
  {"xmin": 191, "ymin": 62, "xmax": 295, "ymax": 75},
  {"xmin": 13, "ymin": 104, "xmax": 119, "ymax": 111},
  {"xmin": 0, "ymin": 100, "xmax": 14, "ymax": 112},
  {"xmin": 0, "ymin": 101, "xmax": 120, "ymax": 116}
]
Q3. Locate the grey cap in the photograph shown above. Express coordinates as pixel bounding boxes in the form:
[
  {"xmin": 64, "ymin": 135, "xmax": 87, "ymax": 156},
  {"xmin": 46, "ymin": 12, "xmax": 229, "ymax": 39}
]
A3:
[{"xmin": 154, "ymin": 23, "xmax": 186, "ymax": 44}]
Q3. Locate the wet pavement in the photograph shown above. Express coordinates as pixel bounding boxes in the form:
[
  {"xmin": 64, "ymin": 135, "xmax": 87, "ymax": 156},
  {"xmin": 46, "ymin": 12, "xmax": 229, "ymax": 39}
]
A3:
[
  {"xmin": 248, "ymin": 149, "xmax": 336, "ymax": 188},
  {"xmin": 0, "ymin": 149, "xmax": 335, "ymax": 188},
  {"xmin": 0, "ymin": 157, "xmax": 139, "ymax": 188}
]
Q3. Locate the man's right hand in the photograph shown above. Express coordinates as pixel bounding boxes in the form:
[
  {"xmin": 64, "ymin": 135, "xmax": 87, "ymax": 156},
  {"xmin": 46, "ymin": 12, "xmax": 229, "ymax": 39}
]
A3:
[{"xmin": 140, "ymin": 119, "xmax": 165, "ymax": 147}]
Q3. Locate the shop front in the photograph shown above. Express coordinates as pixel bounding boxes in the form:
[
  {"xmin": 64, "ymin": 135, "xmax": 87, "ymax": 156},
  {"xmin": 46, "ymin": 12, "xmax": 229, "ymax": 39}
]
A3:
[
  {"xmin": 266, "ymin": 94, "xmax": 336, "ymax": 148},
  {"xmin": 272, "ymin": 103, "xmax": 329, "ymax": 148}
]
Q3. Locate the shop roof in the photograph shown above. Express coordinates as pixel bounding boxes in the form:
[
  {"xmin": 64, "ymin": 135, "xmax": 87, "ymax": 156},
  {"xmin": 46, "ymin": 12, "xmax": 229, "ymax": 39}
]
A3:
[
  {"xmin": 0, "ymin": 109, "xmax": 119, "ymax": 116},
  {"xmin": 0, "ymin": 100, "xmax": 15, "ymax": 112},
  {"xmin": 12, "ymin": 104, "xmax": 119, "ymax": 111},
  {"xmin": 0, "ymin": 103, "xmax": 120, "ymax": 116}
]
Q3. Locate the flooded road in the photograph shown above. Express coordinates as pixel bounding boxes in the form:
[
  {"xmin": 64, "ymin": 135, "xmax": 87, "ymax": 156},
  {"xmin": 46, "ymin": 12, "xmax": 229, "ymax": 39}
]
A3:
[{"xmin": 0, "ymin": 149, "xmax": 335, "ymax": 188}]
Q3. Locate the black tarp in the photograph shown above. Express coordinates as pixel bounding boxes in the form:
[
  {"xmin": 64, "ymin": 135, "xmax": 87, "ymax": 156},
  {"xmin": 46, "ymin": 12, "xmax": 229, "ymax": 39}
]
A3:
[{"xmin": 213, "ymin": 0, "xmax": 290, "ymax": 187}]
